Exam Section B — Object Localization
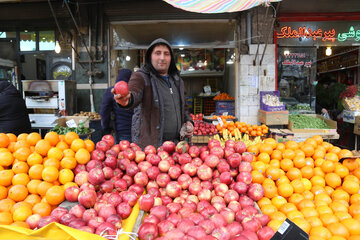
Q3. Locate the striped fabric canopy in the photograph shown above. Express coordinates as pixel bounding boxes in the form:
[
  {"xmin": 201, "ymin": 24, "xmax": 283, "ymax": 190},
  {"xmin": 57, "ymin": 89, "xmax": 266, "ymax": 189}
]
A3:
[{"xmin": 163, "ymin": 0, "xmax": 281, "ymax": 13}]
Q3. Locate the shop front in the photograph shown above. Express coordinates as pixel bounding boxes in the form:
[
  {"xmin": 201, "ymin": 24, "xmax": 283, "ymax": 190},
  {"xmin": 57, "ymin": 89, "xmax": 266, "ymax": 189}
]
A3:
[
  {"xmin": 276, "ymin": 19, "xmax": 360, "ymax": 147},
  {"xmin": 109, "ymin": 20, "xmax": 238, "ymax": 118}
]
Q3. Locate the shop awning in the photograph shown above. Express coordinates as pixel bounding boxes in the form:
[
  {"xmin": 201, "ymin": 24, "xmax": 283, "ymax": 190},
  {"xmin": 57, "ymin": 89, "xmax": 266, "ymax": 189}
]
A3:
[{"xmin": 163, "ymin": 0, "xmax": 281, "ymax": 14}]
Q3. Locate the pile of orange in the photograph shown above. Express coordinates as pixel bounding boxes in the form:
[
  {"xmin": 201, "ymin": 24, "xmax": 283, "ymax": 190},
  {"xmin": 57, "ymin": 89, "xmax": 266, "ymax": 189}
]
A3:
[
  {"xmin": 0, "ymin": 132, "xmax": 94, "ymax": 228},
  {"xmin": 213, "ymin": 92, "xmax": 235, "ymax": 100},
  {"xmin": 248, "ymin": 136, "xmax": 360, "ymax": 239},
  {"xmin": 216, "ymin": 120, "xmax": 269, "ymax": 137}
]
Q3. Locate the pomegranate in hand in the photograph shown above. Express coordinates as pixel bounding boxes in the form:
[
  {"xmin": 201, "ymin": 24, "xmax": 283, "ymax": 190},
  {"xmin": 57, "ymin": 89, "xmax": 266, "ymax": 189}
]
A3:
[{"xmin": 114, "ymin": 81, "xmax": 129, "ymax": 96}]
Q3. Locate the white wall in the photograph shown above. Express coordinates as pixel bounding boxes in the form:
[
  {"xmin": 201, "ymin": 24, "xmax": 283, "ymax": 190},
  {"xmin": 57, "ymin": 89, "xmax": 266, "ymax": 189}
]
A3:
[{"xmin": 236, "ymin": 44, "xmax": 276, "ymax": 124}]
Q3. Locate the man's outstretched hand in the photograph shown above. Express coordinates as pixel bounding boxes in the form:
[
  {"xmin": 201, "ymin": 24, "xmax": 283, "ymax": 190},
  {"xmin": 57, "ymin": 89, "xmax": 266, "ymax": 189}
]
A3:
[{"xmin": 111, "ymin": 88, "xmax": 131, "ymax": 106}]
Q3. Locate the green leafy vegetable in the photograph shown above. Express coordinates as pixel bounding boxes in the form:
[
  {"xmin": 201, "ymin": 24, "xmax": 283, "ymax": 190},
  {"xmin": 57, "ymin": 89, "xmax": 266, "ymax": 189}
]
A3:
[{"xmin": 289, "ymin": 114, "xmax": 330, "ymax": 129}]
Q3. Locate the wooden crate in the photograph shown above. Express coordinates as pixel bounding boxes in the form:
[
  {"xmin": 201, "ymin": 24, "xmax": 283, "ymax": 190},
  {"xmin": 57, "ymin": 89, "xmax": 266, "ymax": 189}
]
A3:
[
  {"xmin": 191, "ymin": 135, "xmax": 213, "ymax": 144},
  {"xmin": 258, "ymin": 110, "xmax": 289, "ymax": 125},
  {"xmin": 288, "ymin": 114, "xmax": 337, "ymax": 134}
]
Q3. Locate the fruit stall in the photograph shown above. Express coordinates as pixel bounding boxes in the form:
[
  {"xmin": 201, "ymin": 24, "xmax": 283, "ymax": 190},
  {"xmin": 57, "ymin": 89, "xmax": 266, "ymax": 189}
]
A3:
[{"xmin": 1, "ymin": 127, "xmax": 360, "ymax": 240}]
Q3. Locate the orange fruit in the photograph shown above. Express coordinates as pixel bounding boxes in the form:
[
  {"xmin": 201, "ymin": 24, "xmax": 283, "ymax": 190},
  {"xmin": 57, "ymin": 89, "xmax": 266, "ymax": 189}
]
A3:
[
  {"xmin": 291, "ymin": 179, "xmax": 305, "ymax": 194},
  {"xmin": 0, "ymin": 151, "xmax": 14, "ymax": 167},
  {"xmin": 305, "ymin": 138, "xmax": 318, "ymax": 148},
  {"xmin": 276, "ymin": 175, "xmax": 290, "ymax": 186},
  {"xmin": 251, "ymin": 171, "xmax": 265, "ymax": 184},
  {"xmin": 349, "ymin": 204, "xmax": 360, "ymax": 217},
  {"xmin": 56, "ymin": 141, "xmax": 69, "ymax": 151},
  {"xmin": 341, "ymin": 218, "xmax": 360, "ymax": 235},
  {"xmin": 288, "ymin": 193, "xmax": 305, "ymax": 205},
  {"xmin": 313, "ymin": 167, "xmax": 325, "ymax": 177},
  {"xmin": 301, "ymin": 178, "xmax": 312, "ymax": 191},
  {"xmin": 300, "ymin": 144, "xmax": 315, "ymax": 157},
  {"xmin": 278, "ymin": 183, "xmax": 294, "ymax": 198},
  {"xmin": 351, "ymin": 193, "xmax": 360, "ymax": 205},
  {"xmin": 63, "ymin": 149, "xmax": 75, "ymax": 158},
  {"xmin": 13, "ymin": 147, "xmax": 31, "ymax": 161},
  {"xmin": 45, "ymin": 185, "xmax": 65, "ymax": 205},
  {"xmin": 252, "ymin": 161, "xmax": 266, "ymax": 173},
  {"xmin": 257, "ymin": 197, "xmax": 272, "ymax": 208},
  {"xmin": 261, "ymin": 204, "xmax": 278, "ymax": 216},
  {"xmin": 285, "ymin": 140, "xmax": 299, "ymax": 150},
  {"xmin": 47, "ymin": 147, "xmax": 63, "ymax": 161},
  {"xmin": 311, "ymin": 175, "xmax": 326, "ymax": 187},
  {"xmin": 282, "ymin": 149, "xmax": 296, "ymax": 160},
  {"xmin": 32, "ymin": 202, "xmax": 51, "ymax": 217},
  {"xmin": 70, "ymin": 139, "xmax": 86, "ymax": 152},
  {"xmin": 325, "ymin": 152, "xmax": 339, "ymax": 162},
  {"xmin": 0, "ymin": 185, "xmax": 7, "ymax": 199},
  {"xmin": 329, "ymin": 201, "xmax": 348, "ymax": 213},
  {"xmin": 268, "ymin": 219, "xmax": 282, "ymax": 232},
  {"xmin": 60, "ymin": 156, "xmax": 77, "ymax": 169},
  {"xmin": 0, "ymin": 169, "xmax": 15, "ymax": 186},
  {"xmin": 263, "ymin": 138, "xmax": 277, "ymax": 149},
  {"xmin": 8, "ymin": 185, "xmax": 28, "ymax": 202},
  {"xmin": 313, "ymin": 149, "xmax": 326, "ymax": 160},
  {"xmin": 269, "ymin": 159, "xmax": 280, "ymax": 169},
  {"xmin": 271, "ymin": 195, "xmax": 287, "ymax": 209},
  {"xmin": 287, "ymin": 210, "xmax": 304, "ymax": 221},
  {"xmin": 320, "ymin": 213, "xmax": 339, "ymax": 226},
  {"xmin": 41, "ymin": 166, "xmax": 59, "ymax": 182},
  {"xmin": 312, "ymin": 135, "xmax": 324, "ymax": 145},
  {"xmin": 293, "ymin": 155, "xmax": 306, "ymax": 168},
  {"xmin": 12, "ymin": 161, "xmax": 29, "ymax": 174},
  {"xmin": 270, "ymin": 211, "xmax": 287, "ymax": 222},
  {"xmin": 343, "ymin": 180, "xmax": 360, "ymax": 194},
  {"xmin": 28, "ymin": 164, "xmax": 44, "ymax": 180},
  {"xmin": 335, "ymin": 164, "xmax": 349, "ymax": 178},
  {"xmin": 34, "ymin": 140, "xmax": 51, "ymax": 156},
  {"xmin": 37, "ymin": 181, "xmax": 53, "ymax": 197},
  {"xmin": 271, "ymin": 150, "xmax": 283, "ymax": 160},
  {"xmin": 310, "ymin": 226, "xmax": 332, "ymax": 239},
  {"xmin": 327, "ymin": 222, "xmax": 349, "ymax": 239},
  {"xmin": 12, "ymin": 173, "xmax": 30, "ymax": 186},
  {"xmin": 257, "ymin": 152, "xmax": 270, "ymax": 164},
  {"xmin": 343, "ymin": 159, "xmax": 358, "ymax": 171},
  {"xmin": 27, "ymin": 152, "xmax": 43, "ymax": 166},
  {"xmin": 301, "ymin": 207, "xmax": 319, "ymax": 218},
  {"xmin": 344, "ymin": 175, "xmax": 359, "ymax": 183},
  {"xmin": 84, "ymin": 139, "xmax": 95, "ymax": 152},
  {"xmin": 12, "ymin": 204, "xmax": 32, "ymax": 221},
  {"xmin": 44, "ymin": 131, "xmax": 59, "ymax": 146},
  {"xmin": 292, "ymin": 217, "xmax": 311, "ymax": 233},
  {"xmin": 0, "ymin": 211, "xmax": 13, "ymax": 225},
  {"xmin": 64, "ymin": 132, "xmax": 79, "ymax": 145},
  {"xmin": 263, "ymin": 184, "xmax": 278, "ymax": 199},
  {"xmin": 13, "ymin": 140, "xmax": 30, "ymax": 151},
  {"xmin": 265, "ymin": 166, "xmax": 281, "ymax": 180},
  {"xmin": 280, "ymin": 202, "xmax": 297, "ymax": 215},
  {"xmin": 298, "ymin": 199, "xmax": 316, "ymax": 210},
  {"xmin": 335, "ymin": 211, "xmax": 351, "ymax": 221},
  {"xmin": 321, "ymin": 160, "xmax": 335, "ymax": 173},
  {"xmin": 0, "ymin": 133, "xmax": 10, "ymax": 148},
  {"xmin": 247, "ymin": 145, "xmax": 259, "ymax": 155},
  {"xmin": 286, "ymin": 167, "xmax": 302, "ymax": 180},
  {"xmin": 280, "ymin": 158, "xmax": 294, "ymax": 171},
  {"xmin": 315, "ymin": 193, "xmax": 332, "ymax": 204},
  {"xmin": 6, "ymin": 133, "xmax": 17, "ymax": 143},
  {"xmin": 0, "ymin": 198, "xmax": 15, "ymax": 212},
  {"xmin": 24, "ymin": 193, "xmax": 41, "ymax": 206},
  {"xmin": 75, "ymin": 148, "xmax": 90, "ymax": 165},
  {"xmin": 301, "ymin": 166, "xmax": 314, "ymax": 179},
  {"xmin": 26, "ymin": 132, "xmax": 41, "ymax": 146},
  {"xmin": 307, "ymin": 216, "xmax": 323, "ymax": 228},
  {"xmin": 27, "ymin": 179, "xmax": 42, "ymax": 194},
  {"xmin": 11, "ymin": 221, "xmax": 29, "ymax": 228},
  {"xmin": 58, "ymin": 169, "xmax": 74, "ymax": 184},
  {"xmin": 329, "ymin": 146, "xmax": 341, "ymax": 155},
  {"xmin": 338, "ymin": 149, "xmax": 353, "ymax": 159},
  {"xmin": 325, "ymin": 172, "xmax": 342, "ymax": 188},
  {"xmin": 43, "ymin": 158, "xmax": 60, "ymax": 169}
]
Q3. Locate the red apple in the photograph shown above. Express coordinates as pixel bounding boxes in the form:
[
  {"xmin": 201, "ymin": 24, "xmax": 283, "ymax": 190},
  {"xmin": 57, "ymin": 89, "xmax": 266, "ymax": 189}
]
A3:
[
  {"xmin": 102, "ymin": 135, "xmax": 115, "ymax": 147},
  {"xmin": 65, "ymin": 186, "xmax": 80, "ymax": 202},
  {"xmin": 139, "ymin": 194, "xmax": 155, "ymax": 212}
]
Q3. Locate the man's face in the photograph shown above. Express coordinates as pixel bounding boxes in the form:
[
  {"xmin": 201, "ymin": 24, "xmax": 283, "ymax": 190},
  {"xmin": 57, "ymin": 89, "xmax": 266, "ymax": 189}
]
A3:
[{"xmin": 151, "ymin": 45, "xmax": 171, "ymax": 75}]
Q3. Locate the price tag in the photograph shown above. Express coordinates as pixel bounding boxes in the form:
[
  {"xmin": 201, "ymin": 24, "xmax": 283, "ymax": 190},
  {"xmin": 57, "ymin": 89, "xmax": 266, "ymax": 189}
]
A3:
[
  {"xmin": 66, "ymin": 119, "xmax": 78, "ymax": 128},
  {"xmin": 217, "ymin": 117, "xmax": 223, "ymax": 127},
  {"xmin": 222, "ymin": 112, "xmax": 228, "ymax": 116}
]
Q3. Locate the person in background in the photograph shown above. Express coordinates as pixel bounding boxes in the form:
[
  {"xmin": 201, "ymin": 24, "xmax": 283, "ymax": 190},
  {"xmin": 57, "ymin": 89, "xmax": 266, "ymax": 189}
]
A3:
[
  {"xmin": 0, "ymin": 81, "xmax": 31, "ymax": 135},
  {"xmin": 113, "ymin": 38, "xmax": 193, "ymax": 148},
  {"xmin": 100, "ymin": 68, "xmax": 133, "ymax": 143}
]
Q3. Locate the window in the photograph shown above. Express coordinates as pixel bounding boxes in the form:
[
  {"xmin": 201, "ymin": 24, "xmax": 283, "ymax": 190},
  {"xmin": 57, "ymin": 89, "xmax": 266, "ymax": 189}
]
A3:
[
  {"xmin": 0, "ymin": 32, "xmax": 16, "ymax": 38},
  {"xmin": 39, "ymin": 31, "xmax": 55, "ymax": 51},
  {"xmin": 20, "ymin": 31, "xmax": 36, "ymax": 51}
]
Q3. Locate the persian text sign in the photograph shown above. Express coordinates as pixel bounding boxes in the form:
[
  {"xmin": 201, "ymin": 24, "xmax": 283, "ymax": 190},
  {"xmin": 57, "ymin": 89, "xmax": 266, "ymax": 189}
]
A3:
[{"xmin": 276, "ymin": 22, "xmax": 360, "ymax": 46}]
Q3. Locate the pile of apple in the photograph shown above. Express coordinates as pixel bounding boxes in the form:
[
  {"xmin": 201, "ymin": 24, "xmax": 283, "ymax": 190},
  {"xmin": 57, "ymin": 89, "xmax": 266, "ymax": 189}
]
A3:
[
  {"xmin": 30, "ymin": 135, "xmax": 145, "ymax": 236},
  {"xmin": 136, "ymin": 139, "xmax": 274, "ymax": 240},
  {"xmin": 193, "ymin": 120, "xmax": 218, "ymax": 136}
]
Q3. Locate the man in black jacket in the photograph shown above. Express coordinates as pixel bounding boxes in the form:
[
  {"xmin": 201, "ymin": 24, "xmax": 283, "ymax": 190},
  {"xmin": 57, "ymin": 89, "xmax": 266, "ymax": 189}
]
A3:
[{"xmin": 0, "ymin": 81, "xmax": 31, "ymax": 135}]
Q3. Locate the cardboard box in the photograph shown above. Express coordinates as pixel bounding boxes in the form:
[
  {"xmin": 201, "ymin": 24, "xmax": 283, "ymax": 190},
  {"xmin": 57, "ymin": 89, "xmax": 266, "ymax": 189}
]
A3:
[
  {"xmin": 288, "ymin": 114, "xmax": 337, "ymax": 134},
  {"xmin": 343, "ymin": 110, "xmax": 360, "ymax": 123},
  {"xmin": 354, "ymin": 116, "xmax": 360, "ymax": 135},
  {"xmin": 258, "ymin": 110, "xmax": 289, "ymax": 125},
  {"xmin": 269, "ymin": 128, "xmax": 294, "ymax": 143},
  {"xmin": 57, "ymin": 116, "xmax": 89, "ymax": 128}
]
